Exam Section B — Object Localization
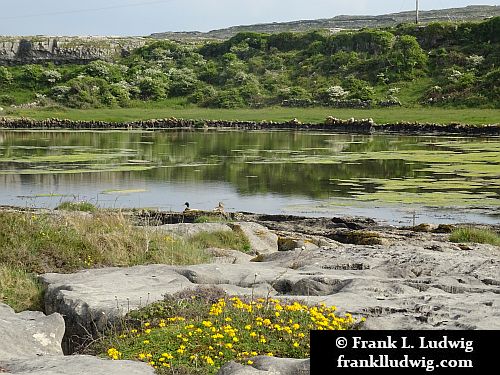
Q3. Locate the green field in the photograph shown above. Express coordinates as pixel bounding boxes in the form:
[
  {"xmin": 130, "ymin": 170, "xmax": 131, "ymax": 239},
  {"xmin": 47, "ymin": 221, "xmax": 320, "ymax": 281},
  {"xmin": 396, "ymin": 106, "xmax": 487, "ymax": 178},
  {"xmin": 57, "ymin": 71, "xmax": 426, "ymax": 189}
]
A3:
[{"xmin": 4, "ymin": 103, "xmax": 500, "ymax": 125}]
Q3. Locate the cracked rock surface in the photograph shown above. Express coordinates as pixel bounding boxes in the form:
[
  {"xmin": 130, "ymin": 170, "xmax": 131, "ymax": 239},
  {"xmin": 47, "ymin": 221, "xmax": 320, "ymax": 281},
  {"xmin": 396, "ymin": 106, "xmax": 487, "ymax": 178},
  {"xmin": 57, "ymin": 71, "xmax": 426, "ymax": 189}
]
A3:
[{"xmin": 40, "ymin": 222, "xmax": 499, "ymax": 343}]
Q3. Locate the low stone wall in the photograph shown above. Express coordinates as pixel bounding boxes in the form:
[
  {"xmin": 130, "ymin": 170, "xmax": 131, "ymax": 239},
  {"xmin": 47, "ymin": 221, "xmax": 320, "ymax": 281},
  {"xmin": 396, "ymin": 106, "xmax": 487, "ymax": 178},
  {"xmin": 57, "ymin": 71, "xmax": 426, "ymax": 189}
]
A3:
[{"xmin": 0, "ymin": 116, "xmax": 498, "ymax": 135}]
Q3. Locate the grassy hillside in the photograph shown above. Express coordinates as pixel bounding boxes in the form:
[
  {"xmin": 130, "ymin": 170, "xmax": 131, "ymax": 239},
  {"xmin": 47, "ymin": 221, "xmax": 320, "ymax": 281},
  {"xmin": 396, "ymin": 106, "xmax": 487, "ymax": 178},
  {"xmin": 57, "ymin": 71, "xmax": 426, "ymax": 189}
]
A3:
[{"xmin": 1, "ymin": 17, "xmax": 499, "ymax": 120}]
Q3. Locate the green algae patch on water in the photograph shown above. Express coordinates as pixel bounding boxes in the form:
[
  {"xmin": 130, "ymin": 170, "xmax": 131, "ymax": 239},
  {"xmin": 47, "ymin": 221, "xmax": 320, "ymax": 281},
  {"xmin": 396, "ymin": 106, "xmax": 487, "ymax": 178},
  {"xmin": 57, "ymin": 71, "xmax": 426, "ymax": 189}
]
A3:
[
  {"xmin": 354, "ymin": 190, "xmax": 500, "ymax": 207},
  {"xmin": 102, "ymin": 189, "xmax": 148, "ymax": 195},
  {"xmin": 0, "ymin": 165, "xmax": 154, "ymax": 175},
  {"xmin": 0, "ymin": 152, "xmax": 136, "ymax": 164}
]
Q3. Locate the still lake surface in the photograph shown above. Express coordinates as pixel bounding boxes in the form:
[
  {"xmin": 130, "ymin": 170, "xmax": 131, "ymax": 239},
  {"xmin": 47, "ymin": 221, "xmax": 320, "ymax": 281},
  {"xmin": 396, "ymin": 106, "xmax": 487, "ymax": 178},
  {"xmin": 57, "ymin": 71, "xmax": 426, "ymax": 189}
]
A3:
[{"xmin": 0, "ymin": 130, "xmax": 498, "ymax": 225}]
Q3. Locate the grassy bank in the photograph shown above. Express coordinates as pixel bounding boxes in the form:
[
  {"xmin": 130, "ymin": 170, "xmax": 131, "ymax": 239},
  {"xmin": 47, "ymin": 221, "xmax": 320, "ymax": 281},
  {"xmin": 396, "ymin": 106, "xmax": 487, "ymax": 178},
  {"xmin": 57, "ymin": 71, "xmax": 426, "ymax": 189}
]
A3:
[
  {"xmin": 3, "ymin": 104, "xmax": 500, "ymax": 125},
  {"xmin": 0, "ymin": 206, "xmax": 249, "ymax": 312}
]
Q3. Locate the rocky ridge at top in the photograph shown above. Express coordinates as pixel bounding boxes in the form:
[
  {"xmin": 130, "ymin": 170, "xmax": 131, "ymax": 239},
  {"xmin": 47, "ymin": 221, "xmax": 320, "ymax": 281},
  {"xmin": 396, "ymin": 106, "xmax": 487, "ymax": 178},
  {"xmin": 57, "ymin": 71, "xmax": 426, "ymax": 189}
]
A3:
[{"xmin": 151, "ymin": 5, "xmax": 500, "ymax": 40}]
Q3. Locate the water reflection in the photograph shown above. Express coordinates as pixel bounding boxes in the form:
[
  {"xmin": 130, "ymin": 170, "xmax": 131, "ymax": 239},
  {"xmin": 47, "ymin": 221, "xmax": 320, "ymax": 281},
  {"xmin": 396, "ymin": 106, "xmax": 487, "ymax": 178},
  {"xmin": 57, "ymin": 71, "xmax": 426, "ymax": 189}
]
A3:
[{"xmin": 0, "ymin": 130, "xmax": 498, "ymax": 224}]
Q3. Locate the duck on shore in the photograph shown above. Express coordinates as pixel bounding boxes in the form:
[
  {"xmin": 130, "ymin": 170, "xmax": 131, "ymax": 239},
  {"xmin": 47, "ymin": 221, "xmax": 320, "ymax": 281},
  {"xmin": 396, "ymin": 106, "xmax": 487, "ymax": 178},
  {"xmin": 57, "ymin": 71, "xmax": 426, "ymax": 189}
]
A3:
[
  {"xmin": 183, "ymin": 202, "xmax": 199, "ymax": 212},
  {"xmin": 213, "ymin": 202, "xmax": 225, "ymax": 213}
]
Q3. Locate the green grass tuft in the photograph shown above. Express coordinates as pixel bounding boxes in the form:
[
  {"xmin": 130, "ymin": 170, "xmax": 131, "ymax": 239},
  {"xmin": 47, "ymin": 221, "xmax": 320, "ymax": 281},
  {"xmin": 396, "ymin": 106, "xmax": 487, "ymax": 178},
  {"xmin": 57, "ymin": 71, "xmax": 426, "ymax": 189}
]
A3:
[
  {"xmin": 188, "ymin": 230, "xmax": 251, "ymax": 253},
  {"xmin": 449, "ymin": 227, "xmax": 500, "ymax": 246},
  {"xmin": 56, "ymin": 201, "xmax": 97, "ymax": 212},
  {"xmin": 194, "ymin": 215, "xmax": 231, "ymax": 224},
  {"xmin": 0, "ymin": 265, "xmax": 43, "ymax": 312}
]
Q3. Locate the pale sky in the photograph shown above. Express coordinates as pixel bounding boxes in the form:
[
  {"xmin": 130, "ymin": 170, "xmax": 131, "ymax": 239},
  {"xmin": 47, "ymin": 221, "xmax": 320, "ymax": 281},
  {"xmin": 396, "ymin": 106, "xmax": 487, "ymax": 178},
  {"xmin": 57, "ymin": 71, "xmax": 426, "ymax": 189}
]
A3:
[{"xmin": 0, "ymin": 0, "xmax": 498, "ymax": 36}]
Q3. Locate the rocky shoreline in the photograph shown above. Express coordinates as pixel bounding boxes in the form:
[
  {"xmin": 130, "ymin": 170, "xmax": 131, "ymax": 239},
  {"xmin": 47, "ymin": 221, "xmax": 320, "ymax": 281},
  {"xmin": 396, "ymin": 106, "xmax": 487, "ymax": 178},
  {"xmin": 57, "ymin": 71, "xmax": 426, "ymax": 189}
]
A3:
[
  {"xmin": 1, "ymin": 116, "xmax": 499, "ymax": 135},
  {"xmin": 0, "ymin": 208, "xmax": 499, "ymax": 374}
]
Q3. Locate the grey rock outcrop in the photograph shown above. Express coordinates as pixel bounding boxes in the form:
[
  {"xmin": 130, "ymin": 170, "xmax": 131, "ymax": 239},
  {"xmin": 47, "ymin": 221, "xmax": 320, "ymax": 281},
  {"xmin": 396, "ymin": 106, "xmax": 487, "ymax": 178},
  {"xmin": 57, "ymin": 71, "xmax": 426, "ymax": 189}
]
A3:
[
  {"xmin": 0, "ymin": 303, "xmax": 64, "ymax": 360},
  {"xmin": 0, "ymin": 36, "xmax": 146, "ymax": 65},
  {"xmin": 157, "ymin": 222, "xmax": 233, "ymax": 238},
  {"xmin": 40, "ymin": 230, "xmax": 499, "ymax": 346},
  {"xmin": 0, "ymin": 303, "xmax": 154, "ymax": 375},
  {"xmin": 218, "ymin": 357, "xmax": 309, "ymax": 375},
  {"xmin": 230, "ymin": 222, "xmax": 278, "ymax": 254},
  {"xmin": 207, "ymin": 248, "xmax": 254, "ymax": 264},
  {"xmin": 150, "ymin": 6, "xmax": 500, "ymax": 41},
  {"xmin": 2, "ymin": 356, "xmax": 155, "ymax": 375}
]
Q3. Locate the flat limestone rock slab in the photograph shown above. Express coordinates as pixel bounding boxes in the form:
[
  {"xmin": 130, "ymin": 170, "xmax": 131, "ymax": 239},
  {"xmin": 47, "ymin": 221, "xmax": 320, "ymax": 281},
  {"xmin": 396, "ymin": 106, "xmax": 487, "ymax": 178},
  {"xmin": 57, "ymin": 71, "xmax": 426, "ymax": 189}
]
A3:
[
  {"xmin": 40, "ymin": 237, "xmax": 499, "ymax": 340},
  {"xmin": 207, "ymin": 248, "xmax": 254, "ymax": 264},
  {"xmin": 156, "ymin": 223, "xmax": 233, "ymax": 238},
  {"xmin": 1, "ymin": 355, "xmax": 155, "ymax": 375},
  {"xmin": 0, "ymin": 303, "xmax": 64, "ymax": 360},
  {"xmin": 217, "ymin": 356, "xmax": 309, "ymax": 375}
]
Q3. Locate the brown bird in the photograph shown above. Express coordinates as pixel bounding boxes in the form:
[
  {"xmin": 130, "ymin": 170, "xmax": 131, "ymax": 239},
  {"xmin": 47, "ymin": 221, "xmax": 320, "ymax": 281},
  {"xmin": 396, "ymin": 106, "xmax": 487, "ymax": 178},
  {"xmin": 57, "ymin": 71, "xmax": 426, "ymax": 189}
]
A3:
[{"xmin": 213, "ymin": 202, "xmax": 225, "ymax": 213}]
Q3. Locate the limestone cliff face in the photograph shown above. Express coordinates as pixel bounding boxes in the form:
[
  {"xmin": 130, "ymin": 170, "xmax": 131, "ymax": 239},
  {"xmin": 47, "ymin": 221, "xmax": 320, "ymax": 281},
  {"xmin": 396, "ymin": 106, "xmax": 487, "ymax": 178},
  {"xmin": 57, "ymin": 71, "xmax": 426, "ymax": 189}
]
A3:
[{"xmin": 0, "ymin": 36, "xmax": 147, "ymax": 65}]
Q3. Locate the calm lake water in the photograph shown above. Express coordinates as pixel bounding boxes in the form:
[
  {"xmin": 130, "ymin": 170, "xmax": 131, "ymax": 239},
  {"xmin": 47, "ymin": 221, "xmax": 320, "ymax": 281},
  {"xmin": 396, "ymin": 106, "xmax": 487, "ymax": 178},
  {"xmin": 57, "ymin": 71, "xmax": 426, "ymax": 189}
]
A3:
[{"xmin": 0, "ymin": 130, "xmax": 498, "ymax": 225}]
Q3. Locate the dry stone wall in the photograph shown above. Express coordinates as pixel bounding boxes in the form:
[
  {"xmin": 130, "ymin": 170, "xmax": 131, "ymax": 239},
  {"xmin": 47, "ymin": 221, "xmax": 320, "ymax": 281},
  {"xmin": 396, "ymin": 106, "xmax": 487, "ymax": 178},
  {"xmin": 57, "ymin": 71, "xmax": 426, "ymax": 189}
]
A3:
[{"xmin": 0, "ymin": 117, "xmax": 498, "ymax": 135}]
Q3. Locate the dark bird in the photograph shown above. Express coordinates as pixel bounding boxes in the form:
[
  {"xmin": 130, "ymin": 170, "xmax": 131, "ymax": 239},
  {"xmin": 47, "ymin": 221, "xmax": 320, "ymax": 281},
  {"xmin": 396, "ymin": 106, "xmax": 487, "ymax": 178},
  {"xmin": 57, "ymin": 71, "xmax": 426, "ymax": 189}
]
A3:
[{"xmin": 183, "ymin": 202, "xmax": 200, "ymax": 212}]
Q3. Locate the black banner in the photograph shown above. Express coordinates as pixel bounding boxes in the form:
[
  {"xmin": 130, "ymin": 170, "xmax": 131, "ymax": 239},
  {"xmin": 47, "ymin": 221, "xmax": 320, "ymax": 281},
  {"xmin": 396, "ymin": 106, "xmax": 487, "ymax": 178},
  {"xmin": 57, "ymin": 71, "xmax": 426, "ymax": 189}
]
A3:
[{"xmin": 311, "ymin": 330, "xmax": 499, "ymax": 374}]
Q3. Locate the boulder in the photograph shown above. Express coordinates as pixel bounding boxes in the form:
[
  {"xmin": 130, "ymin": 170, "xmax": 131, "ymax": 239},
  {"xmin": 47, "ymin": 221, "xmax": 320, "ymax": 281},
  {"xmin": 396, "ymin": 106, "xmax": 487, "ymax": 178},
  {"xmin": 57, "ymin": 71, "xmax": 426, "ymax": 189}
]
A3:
[
  {"xmin": 156, "ymin": 223, "xmax": 233, "ymax": 238},
  {"xmin": 1, "ymin": 355, "xmax": 155, "ymax": 375},
  {"xmin": 0, "ymin": 303, "xmax": 64, "ymax": 360},
  {"xmin": 277, "ymin": 237, "xmax": 319, "ymax": 252},
  {"xmin": 230, "ymin": 222, "xmax": 278, "ymax": 254},
  {"xmin": 218, "ymin": 357, "xmax": 309, "ymax": 375},
  {"xmin": 207, "ymin": 247, "xmax": 254, "ymax": 264},
  {"xmin": 0, "ymin": 303, "xmax": 154, "ymax": 375}
]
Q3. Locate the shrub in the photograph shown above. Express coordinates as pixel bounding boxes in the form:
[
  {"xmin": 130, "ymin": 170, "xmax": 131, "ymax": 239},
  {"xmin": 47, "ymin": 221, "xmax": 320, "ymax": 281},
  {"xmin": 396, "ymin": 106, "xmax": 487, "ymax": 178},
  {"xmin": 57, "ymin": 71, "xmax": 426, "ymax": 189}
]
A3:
[
  {"xmin": 85, "ymin": 60, "xmax": 127, "ymax": 82},
  {"xmin": 53, "ymin": 76, "xmax": 118, "ymax": 108},
  {"xmin": 203, "ymin": 88, "xmax": 245, "ymax": 108},
  {"xmin": 0, "ymin": 67, "xmax": 13, "ymax": 86},
  {"xmin": 110, "ymin": 82, "xmax": 132, "ymax": 106},
  {"xmin": 387, "ymin": 35, "xmax": 428, "ymax": 80},
  {"xmin": 0, "ymin": 94, "xmax": 15, "ymax": 105},
  {"xmin": 188, "ymin": 84, "xmax": 217, "ymax": 105},
  {"xmin": 20, "ymin": 65, "xmax": 45, "ymax": 89},
  {"xmin": 324, "ymin": 85, "xmax": 349, "ymax": 102},
  {"xmin": 168, "ymin": 68, "xmax": 199, "ymax": 97},
  {"xmin": 42, "ymin": 69, "xmax": 62, "ymax": 85},
  {"xmin": 137, "ymin": 76, "xmax": 168, "ymax": 100}
]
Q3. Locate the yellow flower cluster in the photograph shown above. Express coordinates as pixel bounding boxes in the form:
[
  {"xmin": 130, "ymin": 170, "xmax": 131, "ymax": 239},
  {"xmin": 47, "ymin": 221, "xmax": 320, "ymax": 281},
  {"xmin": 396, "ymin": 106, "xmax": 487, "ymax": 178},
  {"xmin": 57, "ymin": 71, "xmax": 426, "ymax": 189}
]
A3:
[
  {"xmin": 107, "ymin": 347, "xmax": 122, "ymax": 360},
  {"xmin": 106, "ymin": 296, "xmax": 362, "ymax": 372},
  {"xmin": 209, "ymin": 299, "xmax": 226, "ymax": 316}
]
